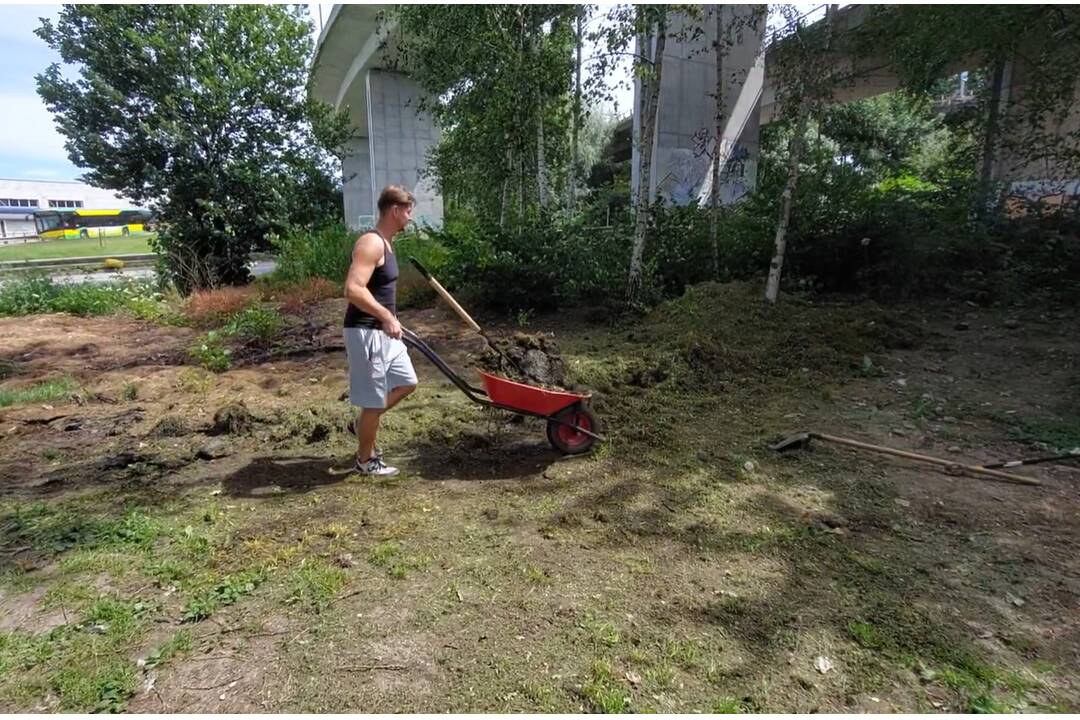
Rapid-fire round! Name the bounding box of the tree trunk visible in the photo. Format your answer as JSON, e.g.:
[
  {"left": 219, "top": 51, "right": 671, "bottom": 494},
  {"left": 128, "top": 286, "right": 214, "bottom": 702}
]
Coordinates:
[
  {"left": 537, "top": 99, "right": 548, "bottom": 210},
  {"left": 569, "top": 8, "right": 583, "bottom": 211},
  {"left": 500, "top": 148, "right": 511, "bottom": 229},
  {"left": 710, "top": 6, "right": 726, "bottom": 279},
  {"left": 978, "top": 58, "right": 1007, "bottom": 215},
  {"left": 765, "top": 107, "right": 807, "bottom": 304},
  {"left": 627, "top": 8, "right": 667, "bottom": 307},
  {"left": 765, "top": 5, "right": 836, "bottom": 304}
]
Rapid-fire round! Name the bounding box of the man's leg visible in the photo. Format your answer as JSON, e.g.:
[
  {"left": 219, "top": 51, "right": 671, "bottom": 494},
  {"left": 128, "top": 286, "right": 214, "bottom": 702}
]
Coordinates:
[
  {"left": 356, "top": 407, "right": 383, "bottom": 463},
  {"left": 355, "top": 385, "right": 415, "bottom": 460},
  {"left": 384, "top": 383, "right": 416, "bottom": 411}
]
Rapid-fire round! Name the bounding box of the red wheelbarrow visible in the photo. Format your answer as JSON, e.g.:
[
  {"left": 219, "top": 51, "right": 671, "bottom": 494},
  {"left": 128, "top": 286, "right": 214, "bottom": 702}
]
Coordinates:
[{"left": 402, "top": 259, "right": 603, "bottom": 455}]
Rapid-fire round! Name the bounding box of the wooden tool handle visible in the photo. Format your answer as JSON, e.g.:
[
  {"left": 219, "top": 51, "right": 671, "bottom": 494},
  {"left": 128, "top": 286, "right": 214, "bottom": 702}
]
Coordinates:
[
  {"left": 429, "top": 276, "right": 482, "bottom": 334},
  {"left": 812, "top": 432, "right": 1042, "bottom": 486}
]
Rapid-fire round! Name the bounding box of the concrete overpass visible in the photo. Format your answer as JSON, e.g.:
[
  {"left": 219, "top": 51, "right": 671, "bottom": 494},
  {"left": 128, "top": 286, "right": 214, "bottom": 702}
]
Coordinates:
[
  {"left": 310, "top": 5, "right": 442, "bottom": 229},
  {"left": 632, "top": 3, "right": 1080, "bottom": 209}
]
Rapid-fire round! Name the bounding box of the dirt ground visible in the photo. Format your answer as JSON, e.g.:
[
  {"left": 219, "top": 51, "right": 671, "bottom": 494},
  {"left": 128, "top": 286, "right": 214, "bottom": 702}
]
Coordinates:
[{"left": 1, "top": 286, "right": 1077, "bottom": 712}]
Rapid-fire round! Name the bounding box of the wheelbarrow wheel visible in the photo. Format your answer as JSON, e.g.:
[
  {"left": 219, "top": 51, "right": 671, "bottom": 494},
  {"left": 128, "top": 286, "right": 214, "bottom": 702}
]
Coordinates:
[{"left": 546, "top": 404, "right": 599, "bottom": 455}]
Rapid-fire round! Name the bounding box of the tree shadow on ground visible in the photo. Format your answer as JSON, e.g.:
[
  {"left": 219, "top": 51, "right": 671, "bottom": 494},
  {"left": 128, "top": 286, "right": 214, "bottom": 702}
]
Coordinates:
[{"left": 554, "top": 449, "right": 1077, "bottom": 711}]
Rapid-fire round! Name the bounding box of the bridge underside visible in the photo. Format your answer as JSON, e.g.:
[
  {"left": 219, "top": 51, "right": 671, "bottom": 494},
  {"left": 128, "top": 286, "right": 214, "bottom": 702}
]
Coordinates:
[
  {"left": 634, "top": 4, "right": 1080, "bottom": 208},
  {"left": 312, "top": 5, "right": 443, "bottom": 229}
]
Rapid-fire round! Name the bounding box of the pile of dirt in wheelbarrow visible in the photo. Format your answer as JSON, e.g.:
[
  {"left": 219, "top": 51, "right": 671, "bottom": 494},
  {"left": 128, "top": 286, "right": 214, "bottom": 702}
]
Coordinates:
[{"left": 479, "top": 332, "right": 567, "bottom": 389}]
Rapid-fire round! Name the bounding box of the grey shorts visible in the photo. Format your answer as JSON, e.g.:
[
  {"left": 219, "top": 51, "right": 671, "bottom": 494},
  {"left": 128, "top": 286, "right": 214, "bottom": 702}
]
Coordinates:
[{"left": 344, "top": 327, "right": 418, "bottom": 409}]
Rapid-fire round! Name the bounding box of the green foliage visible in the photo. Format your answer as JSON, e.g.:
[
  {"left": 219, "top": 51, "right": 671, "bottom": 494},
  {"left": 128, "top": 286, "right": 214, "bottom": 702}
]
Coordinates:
[
  {"left": 181, "top": 570, "right": 265, "bottom": 622},
  {"left": 390, "top": 6, "right": 579, "bottom": 221},
  {"left": 271, "top": 222, "right": 355, "bottom": 284},
  {"left": 286, "top": 559, "right": 347, "bottom": 612},
  {"left": 2, "top": 504, "right": 161, "bottom": 554},
  {"left": 223, "top": 305, "right": 284, "bottom": 342},
  {"left": 35, "top": 5, "right": 349, "bottom": 293},
  {"left": 0, "top": 275, "right": 169, "bottom": 318},
  {"left": 143, "top": 631, "right": 192, "bottom": 671},
  {"left": 0, "top": 377, "right": 78, "bottom": 409},
  {"left": 187, "top": 331, "right": 232, "bottom": 372}
]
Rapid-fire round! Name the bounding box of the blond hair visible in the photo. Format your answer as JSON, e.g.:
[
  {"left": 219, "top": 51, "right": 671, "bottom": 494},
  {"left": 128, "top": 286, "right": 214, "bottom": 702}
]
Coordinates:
[{"left": 377, "top": 185, "right": 416, "bottom": 214}]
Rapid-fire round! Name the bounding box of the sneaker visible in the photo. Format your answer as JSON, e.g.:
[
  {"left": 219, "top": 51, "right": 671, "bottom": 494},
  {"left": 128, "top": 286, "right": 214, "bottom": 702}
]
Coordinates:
[{"left": 354, "top": 456, "right": 399, "bottom": 477}]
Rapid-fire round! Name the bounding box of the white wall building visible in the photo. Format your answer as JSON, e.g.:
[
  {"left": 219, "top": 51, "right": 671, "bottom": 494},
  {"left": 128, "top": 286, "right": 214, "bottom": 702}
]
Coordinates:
[{"left": 0, "top": 178, "right": 136, "bottom": 239}]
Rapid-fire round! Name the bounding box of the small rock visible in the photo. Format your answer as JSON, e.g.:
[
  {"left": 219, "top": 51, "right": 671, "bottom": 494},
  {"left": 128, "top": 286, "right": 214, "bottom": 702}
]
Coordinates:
[
  {"left": 894, "top": 498, "right": 911, "bottom": 508},
  {"left": 336, "top": 553, "right": 355, "bottom": 568},
  {"left": 1006, "top": 592, "right": 1025, "bottom": 607},
  {"left": 947, "top": 446, "right": 962, "bottom": 453},
  {"left": 742, "top": 461, "right": 755, "bottom": 472},
  {"left": 625, "top": 671, "right": 641, "bottom": 686},
  {"left": 197, "top": 439, "right": 231, "bottom": 460},
  {"left": 942, "top": 416, "right": 958, "bottom": 423},
  {"left": 954, "top": 322, "right": 970, "bottom": 331},
  {"left": 895, "top": 378, "right": 908, "bottom": 387},
  {"left": 482, "top": 508, "right": 499, "bottom": 521},
  {"left": 890, "top": 428, "right": 908, "bottom": 437},
  {"left": 814, "top": 656, "right": 833, "bottom": 674}
]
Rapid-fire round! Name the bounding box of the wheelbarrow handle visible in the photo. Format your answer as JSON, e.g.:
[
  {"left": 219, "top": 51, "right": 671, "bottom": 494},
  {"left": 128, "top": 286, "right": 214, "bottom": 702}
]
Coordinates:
[{"left": 409, "top": 256, "right": 482, "bottom": 334}]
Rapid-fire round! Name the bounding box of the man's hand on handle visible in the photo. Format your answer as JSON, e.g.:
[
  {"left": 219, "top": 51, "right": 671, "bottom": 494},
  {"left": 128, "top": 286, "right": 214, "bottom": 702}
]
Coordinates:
[{"left": 382, "top": 316, "right": 403, "bottom": 340}]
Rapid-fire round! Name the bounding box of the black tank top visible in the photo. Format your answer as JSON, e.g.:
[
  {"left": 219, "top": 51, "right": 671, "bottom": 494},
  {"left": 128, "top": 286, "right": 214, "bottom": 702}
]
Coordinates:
[{"left": 344, "top": 230, "right": 398, "bottom": 329}]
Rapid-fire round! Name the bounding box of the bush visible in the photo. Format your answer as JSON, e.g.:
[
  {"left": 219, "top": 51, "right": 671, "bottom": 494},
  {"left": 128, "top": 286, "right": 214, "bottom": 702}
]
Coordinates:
[
  {"left": 0, "top": 275, "right": 171, "bottom": 318},
  {"left": 223, "top": 305, "right": 284, "bottom": 342},
  {"left": 272, "top": 277, "right": 340, "bottom": 315},
  {"left": 184, "top": 286, "right": 259, "bottom": 327},
  {"left": 271, "top": 222, "right": 354, "bottom": 284}
]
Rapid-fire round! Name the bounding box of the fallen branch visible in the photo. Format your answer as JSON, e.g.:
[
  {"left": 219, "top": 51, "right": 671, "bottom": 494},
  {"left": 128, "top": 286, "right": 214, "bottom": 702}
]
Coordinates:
[{"left": 336, "top": 664, "right": 407, "bottom": 672}]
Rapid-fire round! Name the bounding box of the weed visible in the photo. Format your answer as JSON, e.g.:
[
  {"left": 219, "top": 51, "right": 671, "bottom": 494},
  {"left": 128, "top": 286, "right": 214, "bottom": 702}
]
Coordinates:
[
  {"left": 645, "top": 664, "right": 677, "bottom": 691},
  {"left": 581, "top": 612, "right": 620, "bottom": 647},
  {"left": 848, "top": 619, "right": 886, "bottom": 649},
  {"left": 367, "top": 541, "right": 430, "bottom": 578},
  {"left": 187, "top": 330, "right": 231, "bottom": 372},
  {"left": 0, "top": 376, "right": 77, "bottom": 408},
  {"left": 523, "top": 565, "right": 550, "bottom": 584},
  {"left": 661, "top": 637, "right": 701, "bottom": 668},
  {"left": 184, "top": 286, "right": 258, "bottom": 327},
  {"left": 174, "top": 367, "right": 214, "bottom": 393},
  {"left": 273, "top": 277, "right": 340, "bottom": 315},
  {"left": 582, "top": 658, "right": 629, "bottom": 713},
  {"left": 223, "top": 305, "right": 284, "bottom": 342},
  {"left": 143, "top": 630, "right": 192, "bottom": 670},
  {"left": 286, "top": 558, "right": 347, "bottom": 612},
  {"left": 182, "top": 570, "right": 265, "bottom": 622},
  {"left": 711, "top": 697, "right": 743, "bottom": 713},
  {"left": 121, "top": 382, "right": 139, "bottom": 401}
]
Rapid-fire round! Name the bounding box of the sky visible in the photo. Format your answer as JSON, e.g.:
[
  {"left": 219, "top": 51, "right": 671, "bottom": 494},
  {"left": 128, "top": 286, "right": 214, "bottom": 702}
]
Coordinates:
[
  {"left": 0, "top": 3, "right": 813, "bottom": 184},
  {"left": 0, "top": 4, "right": 73, "bottom": 180}
]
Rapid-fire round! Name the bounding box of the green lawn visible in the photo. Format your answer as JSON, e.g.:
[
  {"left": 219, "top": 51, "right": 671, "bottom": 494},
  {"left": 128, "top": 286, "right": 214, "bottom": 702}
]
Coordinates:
[{"left": 0, "top": 234, "right": 154, "bottom": 262}]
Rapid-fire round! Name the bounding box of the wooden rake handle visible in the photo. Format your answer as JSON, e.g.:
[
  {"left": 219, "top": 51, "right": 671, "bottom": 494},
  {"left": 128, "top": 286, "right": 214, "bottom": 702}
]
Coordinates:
[{"left": 811, "top": 432, "right": 1042, "bottom": 486}]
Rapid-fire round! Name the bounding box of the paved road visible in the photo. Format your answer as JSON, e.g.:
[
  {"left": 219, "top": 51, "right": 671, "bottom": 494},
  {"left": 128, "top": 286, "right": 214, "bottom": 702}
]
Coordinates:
[{"left": 1, "top": 259, "right": 277, "bottom": 286}]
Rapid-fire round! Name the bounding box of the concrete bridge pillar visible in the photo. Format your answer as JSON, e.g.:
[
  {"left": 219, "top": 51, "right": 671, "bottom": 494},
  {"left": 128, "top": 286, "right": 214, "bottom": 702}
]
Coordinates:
[
  {"left": 632, "top": 5, "right": 767, "bottom": 207},
  {"left": 311, "top": 6, "right": 443, "bottom": 230}
]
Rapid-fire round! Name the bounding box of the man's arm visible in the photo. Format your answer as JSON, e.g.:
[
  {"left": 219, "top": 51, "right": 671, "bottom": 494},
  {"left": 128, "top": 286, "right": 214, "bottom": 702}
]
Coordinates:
[{"left": 344, "top": 233, "right": 402, "bottom": 338}]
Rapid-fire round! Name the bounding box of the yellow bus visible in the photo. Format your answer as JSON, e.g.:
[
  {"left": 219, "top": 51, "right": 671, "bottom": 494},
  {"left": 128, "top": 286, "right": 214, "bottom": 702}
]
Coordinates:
[{"left": 33, "top": 208, "right": 153, "bottom": 240}]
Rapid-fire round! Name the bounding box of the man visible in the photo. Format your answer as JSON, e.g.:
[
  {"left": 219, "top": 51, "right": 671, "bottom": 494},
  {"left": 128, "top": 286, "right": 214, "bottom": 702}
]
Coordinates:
[{"left": 343, "top": 185, "right": 418, "bottom": 476}]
